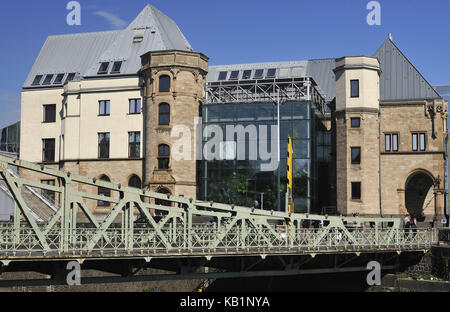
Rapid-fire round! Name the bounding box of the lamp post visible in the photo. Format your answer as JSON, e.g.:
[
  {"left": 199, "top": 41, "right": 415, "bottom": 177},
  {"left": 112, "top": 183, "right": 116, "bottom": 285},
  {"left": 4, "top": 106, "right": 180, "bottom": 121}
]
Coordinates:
[{"left": 276, "top": 88, "right": 281, "bottom": 211}]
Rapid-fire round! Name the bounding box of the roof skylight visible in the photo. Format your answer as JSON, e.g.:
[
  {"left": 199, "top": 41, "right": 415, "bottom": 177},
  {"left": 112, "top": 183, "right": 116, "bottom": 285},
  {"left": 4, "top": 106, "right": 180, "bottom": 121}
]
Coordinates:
[
  {"left": 98, "top": 62, "right": 110, "bottom": 75},
  {"left": 32, "top": 75, "right": 43, "bottom": 85}
]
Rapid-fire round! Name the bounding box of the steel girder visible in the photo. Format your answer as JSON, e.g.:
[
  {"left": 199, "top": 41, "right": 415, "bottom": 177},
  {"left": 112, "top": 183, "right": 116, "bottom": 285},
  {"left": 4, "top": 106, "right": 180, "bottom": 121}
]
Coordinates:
[
  {"left": 0, "top": 155, "right": 438, "bottom": 264},
  {"left": 205, "top": 78, "right": 327, "bottom": 115}
]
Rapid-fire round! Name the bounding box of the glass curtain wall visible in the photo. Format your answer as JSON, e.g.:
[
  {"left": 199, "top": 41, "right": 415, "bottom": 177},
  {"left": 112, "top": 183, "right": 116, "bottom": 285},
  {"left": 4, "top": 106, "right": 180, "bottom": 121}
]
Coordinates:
[{"left": 199, "top": 101, "right": 327, "bottom": 213}]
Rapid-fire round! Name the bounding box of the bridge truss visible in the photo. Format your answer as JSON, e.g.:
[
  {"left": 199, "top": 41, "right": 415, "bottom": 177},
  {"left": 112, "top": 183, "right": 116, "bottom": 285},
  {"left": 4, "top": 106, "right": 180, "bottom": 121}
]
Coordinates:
[{"left": 0, "top": 155, "right": 438, "bottom": 285}]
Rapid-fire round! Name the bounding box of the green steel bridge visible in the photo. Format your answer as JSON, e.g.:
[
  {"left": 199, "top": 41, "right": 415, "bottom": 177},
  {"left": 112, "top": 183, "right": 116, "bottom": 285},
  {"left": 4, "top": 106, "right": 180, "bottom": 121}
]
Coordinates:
[{"left": 0, "top": 155, "right": 444, "bottom": 286}]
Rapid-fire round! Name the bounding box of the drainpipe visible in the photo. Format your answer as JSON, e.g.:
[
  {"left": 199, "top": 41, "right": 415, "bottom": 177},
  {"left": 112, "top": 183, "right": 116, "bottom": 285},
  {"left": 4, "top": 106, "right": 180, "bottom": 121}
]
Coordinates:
[{"left": 379, "top": 110, "right": 383, "bottom": 218}]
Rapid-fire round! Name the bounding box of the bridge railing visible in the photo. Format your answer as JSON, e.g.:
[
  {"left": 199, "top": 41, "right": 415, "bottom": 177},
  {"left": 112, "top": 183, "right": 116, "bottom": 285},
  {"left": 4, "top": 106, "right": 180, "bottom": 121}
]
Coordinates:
[{"left": 0, "top": 155, "right": 438, "bottom": 261}]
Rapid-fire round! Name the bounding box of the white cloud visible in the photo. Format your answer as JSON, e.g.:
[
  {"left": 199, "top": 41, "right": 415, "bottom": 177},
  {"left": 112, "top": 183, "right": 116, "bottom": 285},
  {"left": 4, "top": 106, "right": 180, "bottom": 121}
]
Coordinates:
[{"left": 93, "top": 11, "right": 127, "bottom": 29}]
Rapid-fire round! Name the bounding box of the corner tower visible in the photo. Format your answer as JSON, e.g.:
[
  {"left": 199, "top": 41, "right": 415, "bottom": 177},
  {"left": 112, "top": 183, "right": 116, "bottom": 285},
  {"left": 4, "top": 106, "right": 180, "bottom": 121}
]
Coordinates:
[
  {"left": 140, "top": 50, "right": 209, "bottom": 200},
  {"left": 334, "top": 56, "right": 381, "bottom": 216}
]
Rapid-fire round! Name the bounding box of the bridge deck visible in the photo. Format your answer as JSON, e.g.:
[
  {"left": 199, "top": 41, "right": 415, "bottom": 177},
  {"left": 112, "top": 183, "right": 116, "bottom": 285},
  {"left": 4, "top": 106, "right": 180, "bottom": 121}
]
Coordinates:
[{"left": 0, "top": 155, "right": 440, "bottom": 265}]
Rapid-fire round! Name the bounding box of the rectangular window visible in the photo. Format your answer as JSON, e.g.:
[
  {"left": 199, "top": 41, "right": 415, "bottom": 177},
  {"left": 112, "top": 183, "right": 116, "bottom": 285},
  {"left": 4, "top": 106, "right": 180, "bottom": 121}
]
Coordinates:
[
  {"left": 129, "top": 132, "right": 141, "bottom": 158},
  {"left": 412, "top": 132, "right": 425, "bottom": 152},
  {"left": 98, "top": 62, "right": 110, "bottom": 74},
  {"left": 392, "top": 134, "right": 399, "bottom": 152},
  {"left": 254, "top": 69, "right": 264, "bottom": 79},
  {"left": 43, "top": 105, "right": 56, "bottom": 123},
  {"left": 229, "top": 71, "right": 239, "bottom": 80},
  {"left": 419, "top": 133, "right": 426, "bottom": 151},
  {"left": 385, "top": 133, "right": 399, "bottom": 152},
  {"left": 129, "top": 99, "right": 141, "bottom": 114},
  {"left": 41, "top": 179, "right": 56, "bottom": 201},
  {"left": 98, "top": 133, "right": 110, "bottom": 159},
  {"left": 351, "top": 117, "right": 360, "bottom": 128},
  {"left": 43, "top": 74, "right": 54, "bottom": 85},
  {"left": 351, "top": 147, "right": 361, "bottom": 164},
  {"left": 32, "top": 75, "right": 43, "bottom": 85},
  {"left": 351, "top": 182, "right": 361, "bottom": 200},
  {"left": 218, "top": 71, "right": 227, "bottom": 81},
  {"left": 99, "top": 100, "right": 110, "bottom": 116},
  {"left": 65, "top": 73, "right": 76, "bottom": 84},
  {"left": 111, "top": 61, "right": 122, "bottom": 74},
  {"left": 242, "top": 70, "right": 252, "bottom": 79},
  {"left": 53, "top": 74, "right": 65, "bottom": 84},
  {"left": 412, "top": 133, "right": 418, "bottom": 151},
  {"left": 385, "top": 134, "right": 391, "bottom": 152},
  {"left": 351, "top": 80, "right": 359, "bottom": 98},
  {"left": 266, "top": 68, "right": 276, "bottom": 78},
  {"left": 42, "top": 139, "right": 55, "bottom": 163}
]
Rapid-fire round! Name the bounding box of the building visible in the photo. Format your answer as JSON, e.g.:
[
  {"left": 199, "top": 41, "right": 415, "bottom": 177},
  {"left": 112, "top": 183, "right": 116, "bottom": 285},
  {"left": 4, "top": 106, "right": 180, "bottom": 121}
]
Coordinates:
[
  {"left": 434, "top": 84, "right": 450, "bottom": 218},
  {"left": 19, "top": 5, "right": 448, "bottom": 225},
  {"left": 0, "top": 121, "right": 20, "bottom": 156}
]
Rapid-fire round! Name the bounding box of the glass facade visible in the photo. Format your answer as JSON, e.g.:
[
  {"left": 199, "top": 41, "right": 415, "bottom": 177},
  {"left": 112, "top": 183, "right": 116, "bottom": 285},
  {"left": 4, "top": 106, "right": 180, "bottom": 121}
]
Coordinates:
[{"left": 199, "top": 101, "right": 332, "bottom": 213}]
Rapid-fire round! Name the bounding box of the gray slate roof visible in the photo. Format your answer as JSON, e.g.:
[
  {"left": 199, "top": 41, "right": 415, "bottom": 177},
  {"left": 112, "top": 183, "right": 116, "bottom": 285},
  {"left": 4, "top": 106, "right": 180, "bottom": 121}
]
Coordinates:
[
  {"left": 24, "top": 5, "right": 192, "bottom": 88},
  {"left": 208, "top": 38, "right": 441, "bottom": 103},
  {"left": 374, "top": 38, "right": 441, "bottom": 101}
]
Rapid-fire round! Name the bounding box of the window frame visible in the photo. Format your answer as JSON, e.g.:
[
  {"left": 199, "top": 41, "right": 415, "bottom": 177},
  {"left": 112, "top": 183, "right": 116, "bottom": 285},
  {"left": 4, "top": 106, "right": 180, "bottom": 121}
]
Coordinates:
[
  {"left": 129, "top": 98, "right": 142, "bottom": 114},
  {"left": 42, "top": 138, "right": 56, "bottom": 163},
  {"left": 385, "top": 133, "right": 399, "bottom": 152},
  {"left": 53, "top": 74, "right": 65, "bottom": 85},
  {"left": 350, "top": 117, "right": 361, "bottom": 128},
  {"left": 158, "top": 144, "right": 170, "bottom": 170},
  {"left": 218, "top": 71, "right": 228, "bottom": 81},
  {"left": 351, "top": 147, "right": 361, "bottom": 165},
  {"left": 43, "top": 104, "right": 57, "bottom": 123},
  {"left": 98, "top": 132, "right": 110, "bottom": 159},
  {"left": 412, "top": 132, "right": 426, "bottom": 152},
  {"left": 159, "top": 103, "right": 170, "bottom": 126},
  {"left": 42, "top": 74, "right": 54, "bottom": 85},
  {"left": 98, "top": 62, "right": 110, "bottom": 75},
  {"left": 99, "top": 100, "right": 110, "bottom": 116},
  {"left": 128, "top": 131, "right": 141, "bottom": 159},
  {"left": 110, "top": 61, "right": 122, "bottom": 74},
  {"left": 351, "top": 182, "right": 362, "bottom": 200},
  {"left": 32, "top": 75, "right": 43, "bottom": 85},
  {"left": 159, "top": 75, "right": 171, "bottom": 93},
  {"left": 350, "top": 80, "right": 360, "bottom": 98}
]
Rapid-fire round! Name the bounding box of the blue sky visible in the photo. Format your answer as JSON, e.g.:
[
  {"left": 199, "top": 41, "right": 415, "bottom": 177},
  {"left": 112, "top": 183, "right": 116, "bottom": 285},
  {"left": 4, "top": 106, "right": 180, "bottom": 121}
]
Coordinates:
[{"left": 0, "top": 0, "right": 449, "bottom": 128}]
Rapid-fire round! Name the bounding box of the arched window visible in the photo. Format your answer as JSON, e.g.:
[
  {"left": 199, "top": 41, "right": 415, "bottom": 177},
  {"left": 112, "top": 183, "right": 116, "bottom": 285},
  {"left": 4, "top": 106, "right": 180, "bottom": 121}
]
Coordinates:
[
  {"left": 158, "top": 144, "right": 170, "bottom": 170},
  {"left": 155, "top": 187, "right": 172, "bottom": 208},
  {"left": 97, "top": 175, "right": 111, "bottom": 207},
  {"left": 128, "top": 175, "right": 142, "bottom": 189},
  {"left": 159, "top": 75, "right": 171, "bottom": 92},
  {"left": 159, "top": 103, "right": 170, "bottom": 125}
]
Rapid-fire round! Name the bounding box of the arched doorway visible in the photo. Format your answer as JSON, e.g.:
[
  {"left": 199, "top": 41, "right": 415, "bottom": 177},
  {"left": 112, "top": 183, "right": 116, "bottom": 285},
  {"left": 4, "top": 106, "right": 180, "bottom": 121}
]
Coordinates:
[{"left": 405, "top": 171, "right": 435, "bottom": 222}]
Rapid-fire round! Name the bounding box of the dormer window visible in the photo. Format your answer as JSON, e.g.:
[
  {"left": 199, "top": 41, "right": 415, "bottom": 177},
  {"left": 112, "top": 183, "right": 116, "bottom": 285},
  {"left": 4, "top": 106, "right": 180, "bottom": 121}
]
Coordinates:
[
  {"left": 98, "top": 62, "right": 110, "bottom": 75},
  {"left": 43, "top": 74, "right": 54, "bottom": 85},
  {"left": 111, "top": 61, "right": 122, "bottom": 74},
  {"left": 32, "top": 75, "right": 43, "bottom": 85}
]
